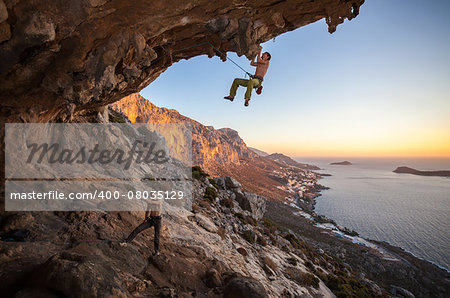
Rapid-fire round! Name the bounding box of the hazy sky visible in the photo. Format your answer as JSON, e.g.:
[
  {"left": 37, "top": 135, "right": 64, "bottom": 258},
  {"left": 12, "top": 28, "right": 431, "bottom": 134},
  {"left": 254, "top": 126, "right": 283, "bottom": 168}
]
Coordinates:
[{"left": 141, "top": 0, "right": 450, "bottom": 158}]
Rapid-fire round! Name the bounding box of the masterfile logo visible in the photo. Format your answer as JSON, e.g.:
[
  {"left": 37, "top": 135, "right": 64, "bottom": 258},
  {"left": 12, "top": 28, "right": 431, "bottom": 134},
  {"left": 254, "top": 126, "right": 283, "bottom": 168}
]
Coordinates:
[
  {"left": 26, "top": 140, "right": 169, "bottom": 170},
  {"left": 5, "top": 123, "right": 193, "bottom": 212}
]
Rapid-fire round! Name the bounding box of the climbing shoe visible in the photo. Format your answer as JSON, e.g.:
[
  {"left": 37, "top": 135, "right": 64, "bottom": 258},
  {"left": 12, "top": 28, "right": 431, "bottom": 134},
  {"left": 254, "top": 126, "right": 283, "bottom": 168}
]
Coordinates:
[
  {"left": 224, "top": 96, "right": 234, "bottom": 101},
  {"left": 244, "top": 99, "right": 250, "bottom": 107},
  {"left": 256, "top": 86, "right": 263, "bottom": 95}
]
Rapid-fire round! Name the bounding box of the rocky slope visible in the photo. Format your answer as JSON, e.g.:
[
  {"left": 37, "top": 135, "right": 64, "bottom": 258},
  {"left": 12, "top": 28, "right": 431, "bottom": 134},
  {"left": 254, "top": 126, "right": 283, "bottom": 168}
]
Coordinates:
[
  {"left": 110, "top": 93, "right": 324, "bottom": 202},
  {"left": 0, "top": 172, "right": 371, "bottom": 297},
  {"left": 0, "top": 0, "right": 364, "bottom": 123}
]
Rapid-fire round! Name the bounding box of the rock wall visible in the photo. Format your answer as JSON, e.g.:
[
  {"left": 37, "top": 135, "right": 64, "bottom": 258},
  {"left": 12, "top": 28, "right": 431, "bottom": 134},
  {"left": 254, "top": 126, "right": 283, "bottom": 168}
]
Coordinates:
[
  {"left": 111, "top": 93, "right": 257, "bottom": 173},
  {"left": 0, "top": 0, "right": 364, "bottom": 123}
]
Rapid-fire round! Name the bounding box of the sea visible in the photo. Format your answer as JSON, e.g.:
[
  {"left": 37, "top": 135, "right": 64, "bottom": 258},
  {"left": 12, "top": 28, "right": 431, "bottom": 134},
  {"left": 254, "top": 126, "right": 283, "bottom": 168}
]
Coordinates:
[{"left": 295, "top": 157, "right": 450, "bottom": 271}]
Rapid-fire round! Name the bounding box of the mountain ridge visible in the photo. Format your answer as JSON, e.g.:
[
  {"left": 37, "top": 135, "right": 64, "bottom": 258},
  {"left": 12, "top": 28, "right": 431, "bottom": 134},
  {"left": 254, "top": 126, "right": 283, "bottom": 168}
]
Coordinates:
[
  {"left": 111, "top": 93, "right": 320, "bottom": 201},
  {"left": 111, "top": 93, "right": 258, "bottom": 175},
  {"left": 266, "top": 153, "right": 320, "bottom": 170}
]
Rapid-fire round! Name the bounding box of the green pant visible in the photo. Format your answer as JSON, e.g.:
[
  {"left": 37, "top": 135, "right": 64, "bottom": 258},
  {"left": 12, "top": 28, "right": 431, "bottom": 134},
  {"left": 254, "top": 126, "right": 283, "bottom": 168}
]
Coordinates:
[{"left": 229, "top": 78, "right": 261, "bottom": 100}]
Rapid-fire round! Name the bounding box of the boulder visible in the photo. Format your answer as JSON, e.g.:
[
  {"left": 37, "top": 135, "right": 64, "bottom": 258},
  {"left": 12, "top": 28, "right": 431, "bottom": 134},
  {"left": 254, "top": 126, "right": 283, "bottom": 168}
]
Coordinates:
[
  {"left": 234, "top": 191, "right": 266, "bottom": 220},
  {"left": 203, "top": 268, "right": 222, "bottom": 288},
  {"left": 361, "top": 279, "right": 382, "bottom": 296},
  {"left": 31, "top": 252, "right": 128, "bottom": 297},
  {"left": 195, "top": 213, "right": 218, "bottom": 233},
  {"left": 236, "top": 247, "right": 248, "bottom": 257},
  {"left": 214, "top": 177, "right": 227, "bottom": 190},
  {"left": 390, "top": 285, "right": 415, "bottom": 298},
  {"left": 223, "top": 276, "right": 268, "bottom": 298},
  {"left": 225, "top": 176, "right": 242, "bottom": 189}
]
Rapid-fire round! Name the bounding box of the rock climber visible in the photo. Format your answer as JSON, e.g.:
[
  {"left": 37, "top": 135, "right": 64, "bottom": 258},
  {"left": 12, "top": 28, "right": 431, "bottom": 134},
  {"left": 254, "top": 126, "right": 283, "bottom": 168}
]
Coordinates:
[
  {"left": 224, "top": 46, "right": 271, "bottom": 107},
  {"left": 121, "top": 115, "right": 162, "bottom": 256},
  {"left": 122, "top": 200, "right": 162, "bottom": 256}
]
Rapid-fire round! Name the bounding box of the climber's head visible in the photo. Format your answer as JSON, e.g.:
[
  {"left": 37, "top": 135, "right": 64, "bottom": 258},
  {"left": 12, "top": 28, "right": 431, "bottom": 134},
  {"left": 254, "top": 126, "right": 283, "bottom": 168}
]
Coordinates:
[{"left": 262, "top": 52, "right": 271, "bottom": 61}]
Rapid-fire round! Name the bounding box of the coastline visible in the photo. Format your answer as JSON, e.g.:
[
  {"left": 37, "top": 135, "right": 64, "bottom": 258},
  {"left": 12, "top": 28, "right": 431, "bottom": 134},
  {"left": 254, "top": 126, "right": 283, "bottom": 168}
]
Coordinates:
[
  {"left": 265, "top": 199, "right": 450, "bottom": 298},
  {"left": 303, "top": 169, "right": 450, "bottom": 273},
  {"left": 264, "top": 162, "right": 449, "bottom": 296}
]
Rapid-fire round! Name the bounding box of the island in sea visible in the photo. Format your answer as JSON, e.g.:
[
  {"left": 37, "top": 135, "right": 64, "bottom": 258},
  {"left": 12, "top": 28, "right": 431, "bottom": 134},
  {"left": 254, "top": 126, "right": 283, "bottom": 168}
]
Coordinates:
[
  {"left": 393, "top": 166, "right": 450, "bottom": 177},
  {"left": 330, "top": 160, "right": 352, "bottom": 165}
]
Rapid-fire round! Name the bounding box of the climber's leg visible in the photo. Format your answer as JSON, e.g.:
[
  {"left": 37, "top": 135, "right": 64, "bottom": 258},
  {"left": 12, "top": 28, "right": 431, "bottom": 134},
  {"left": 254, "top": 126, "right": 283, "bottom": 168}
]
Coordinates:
[
  {"left": 152, "top": 215, "right": 162, "bottom": 255},
  {"left": 244, "top": 78, "right": 259, "bottom": 100},
  {"left": 226, "top": 78, "right": 249, "bottom": 99},
  {"left": 125, "top": 218, "right": 155, "bottom": 243}
]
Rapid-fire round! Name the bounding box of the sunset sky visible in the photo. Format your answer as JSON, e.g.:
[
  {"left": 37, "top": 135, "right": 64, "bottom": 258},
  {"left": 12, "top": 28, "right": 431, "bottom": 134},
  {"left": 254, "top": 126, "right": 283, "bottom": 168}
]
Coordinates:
[{"left": 142, "top": 0, "right": 450, "bottom": 158}]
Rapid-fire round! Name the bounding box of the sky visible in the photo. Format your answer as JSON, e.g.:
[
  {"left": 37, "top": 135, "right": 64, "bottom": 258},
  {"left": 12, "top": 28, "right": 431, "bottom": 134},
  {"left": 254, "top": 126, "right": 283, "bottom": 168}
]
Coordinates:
[{"left": 141, "top": 0, "right": 450, "bottom": 158}]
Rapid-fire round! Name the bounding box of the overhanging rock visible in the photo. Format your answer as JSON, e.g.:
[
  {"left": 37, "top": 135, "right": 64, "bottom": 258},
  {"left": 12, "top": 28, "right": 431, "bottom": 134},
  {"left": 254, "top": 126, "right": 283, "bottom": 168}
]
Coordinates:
[{"left": 0, "top": 0, "right": 364, "bottom": 123}]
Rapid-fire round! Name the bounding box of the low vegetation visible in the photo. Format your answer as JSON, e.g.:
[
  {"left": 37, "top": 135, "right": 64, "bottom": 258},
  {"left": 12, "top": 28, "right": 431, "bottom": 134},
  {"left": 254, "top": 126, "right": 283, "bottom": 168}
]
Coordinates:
[
  {"left": 204, "top": 186, "right": 218, "bottom": 203},
  {"left": 192, "top": 166, "right": 209, "bottom": 180}
]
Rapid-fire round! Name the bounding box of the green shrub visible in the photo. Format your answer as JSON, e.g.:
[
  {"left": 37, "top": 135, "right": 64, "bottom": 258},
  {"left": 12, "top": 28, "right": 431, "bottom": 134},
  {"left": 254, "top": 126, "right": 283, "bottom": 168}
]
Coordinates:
[
  {"left": 257, "top": 235, "right": 267, "bottom": 246},
  {"left": 284, "top": 233, "right": 303, "bottom": 249},
  {"left": 208, "top": 178, "right": 218, "bottom": 188},
  {"left": 192, "top": 166, "right": 209, "bottom": 180},
  {"left": 286, "top": 257, "right": 298, "bottom": 266},
  {"left": 242, "top": 230, "right": 256, "bottom": 244},
  {"left": 302, "top": 272, "right": 320, "bottom": 289},
  {"left": 316, "top": 271, "right": 328, "bottom": 284},
  {"left": 234, "top": 212, "right": 246, "bottom": 224},
  {"left": 246, "top": 215, "right": 257, "bottom": 226},
  {"left": 304, "top": 260, "right": 314, "bottom": 270},
  {"left": 325, "top": 273, "right": 371, "bottom": 298},
  {"left": 204, "top": 186, "right": 218, "bottom": 202},
  {"left": 262, "top": 217, "right": 277, "bottom": 233},
  {"left": 108, "top": 110, "right": 127, "bottom": 123},
  {"left": 234, "top": 212, "right": 257, "bottom": 226}
]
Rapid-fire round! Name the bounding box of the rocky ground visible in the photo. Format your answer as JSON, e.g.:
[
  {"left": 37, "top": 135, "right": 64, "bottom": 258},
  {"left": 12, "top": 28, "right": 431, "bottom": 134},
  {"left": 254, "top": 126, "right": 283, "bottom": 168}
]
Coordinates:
[
  {"left": 0, "top": 168, "right": 387, "bottom": 297},
  {"left": 2, "top": 165, "right": 448, "bottom": 297}
]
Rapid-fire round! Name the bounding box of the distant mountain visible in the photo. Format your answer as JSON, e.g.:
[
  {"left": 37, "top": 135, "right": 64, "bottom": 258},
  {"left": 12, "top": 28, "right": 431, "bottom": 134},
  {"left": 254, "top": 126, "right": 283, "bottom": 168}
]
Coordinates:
[
  {"left": 249, "top": 147, "right": 269, "bottom": 157},
  {"left": 330, "top": 161, "right": 352, "bottom": 165},
  {"left": 110, "top": 93, "right": 257, "bottom": 174},
  {"left": 266, "top": 153, "right": 320, "bottom": 170},
  {"left": 110, "top": 93, "right": 316, "bottom": 200},
  {"left": 393, "top": 166, "right": 450, "bottom": 177}
]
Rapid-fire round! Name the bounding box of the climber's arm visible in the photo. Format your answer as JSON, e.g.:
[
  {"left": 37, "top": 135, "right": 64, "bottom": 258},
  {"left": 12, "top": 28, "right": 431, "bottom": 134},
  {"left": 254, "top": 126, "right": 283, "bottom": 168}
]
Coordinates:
[
  {"left": 251, "top": 46, "right": 263, "bottom": 66},
  {"left": 256, "top": 45, "right": 263, "bottom": 63}
]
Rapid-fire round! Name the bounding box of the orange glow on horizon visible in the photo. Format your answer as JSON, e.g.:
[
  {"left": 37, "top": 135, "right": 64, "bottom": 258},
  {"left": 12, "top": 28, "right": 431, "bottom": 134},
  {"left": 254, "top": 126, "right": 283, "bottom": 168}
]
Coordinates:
[{"left": 250, "top": 133, "right": 450, "bottom": 158}]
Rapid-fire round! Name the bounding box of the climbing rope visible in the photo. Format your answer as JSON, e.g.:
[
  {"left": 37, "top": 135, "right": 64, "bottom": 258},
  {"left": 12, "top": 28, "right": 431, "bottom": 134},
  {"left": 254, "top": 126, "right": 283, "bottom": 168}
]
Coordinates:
[
  {"left": 141, "top": 41, "right": 253, "bottom": 77},
  {"left": 204, "top": 41, "right": 253, "bottom": 77}
]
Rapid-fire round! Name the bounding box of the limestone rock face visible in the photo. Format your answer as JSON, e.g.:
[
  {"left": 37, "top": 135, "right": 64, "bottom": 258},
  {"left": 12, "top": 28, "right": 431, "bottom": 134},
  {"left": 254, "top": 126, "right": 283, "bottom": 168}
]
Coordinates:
[
  {"left": 0, "top": 0, "right": 364, "bottom": 122},
  {"left": 111, "top": 93, "right": 258, "bottom": 172}
]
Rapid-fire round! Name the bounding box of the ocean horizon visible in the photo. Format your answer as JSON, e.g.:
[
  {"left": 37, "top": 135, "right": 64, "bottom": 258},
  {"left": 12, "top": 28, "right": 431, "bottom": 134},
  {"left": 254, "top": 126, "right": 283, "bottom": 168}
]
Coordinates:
[{"left": 294, "top": 157, "right": 450, "bottom": 271}]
